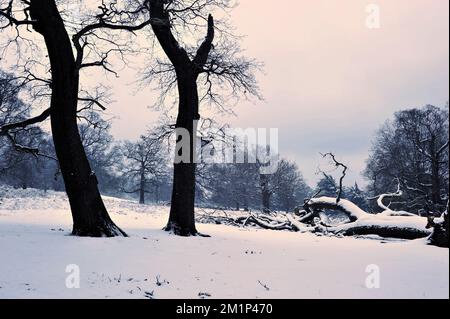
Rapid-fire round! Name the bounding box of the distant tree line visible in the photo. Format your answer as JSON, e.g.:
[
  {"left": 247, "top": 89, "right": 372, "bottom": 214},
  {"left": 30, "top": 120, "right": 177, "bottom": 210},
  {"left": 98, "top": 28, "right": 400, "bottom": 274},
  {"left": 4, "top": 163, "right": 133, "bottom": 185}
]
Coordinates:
[
  {"left": 0, "top": 69, "right": 308, "bottom": 212},
  {"left": 1, "top": 70, "right": 449, "bottom": 218}
]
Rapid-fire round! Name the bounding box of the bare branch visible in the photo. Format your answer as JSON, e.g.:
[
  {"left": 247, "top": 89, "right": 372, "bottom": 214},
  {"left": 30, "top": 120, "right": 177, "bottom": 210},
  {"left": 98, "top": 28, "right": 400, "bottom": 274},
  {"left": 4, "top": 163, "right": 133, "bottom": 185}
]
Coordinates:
[
  {"left": 0, "top": 107, "right": 51, "bottom": 134},
  {"left": 193, "top": 14, "right": 214, "bottom": 75},
  {"left": 0, "top": 0, "right": 36, "bottom": 29},
  {"left": 321, "top": 152, "right": 348, "bottom": 203},
  {"left": 368, "top": 178, "right": 404, "bottom": 211},
  {"left": 78, "top": 97, "right": 107, "bottom": 111}
]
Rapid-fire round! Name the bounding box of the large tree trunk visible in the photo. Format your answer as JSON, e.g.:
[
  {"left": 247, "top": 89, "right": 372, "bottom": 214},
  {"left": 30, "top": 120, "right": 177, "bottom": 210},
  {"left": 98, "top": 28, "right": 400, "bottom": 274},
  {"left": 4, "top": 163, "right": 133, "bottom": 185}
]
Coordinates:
[
  {"left": 149, "top": 0, "right": 214, "bottom": 236},
  {"left": 29, "top": 0, "right": 126, "bottom": 237},
  {"left": 166, "top": 162, "right": 197, "bottom": 235},
  {"left": 165, "top": 74, "right": 199, "bottom": 236}
]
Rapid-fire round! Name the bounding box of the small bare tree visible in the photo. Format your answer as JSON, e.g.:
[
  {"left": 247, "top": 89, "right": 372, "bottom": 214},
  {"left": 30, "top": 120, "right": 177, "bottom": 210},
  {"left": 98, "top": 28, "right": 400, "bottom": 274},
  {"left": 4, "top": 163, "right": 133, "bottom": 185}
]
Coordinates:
[{"left": 118, "top": 132, "right": 168, "bottom": 205}]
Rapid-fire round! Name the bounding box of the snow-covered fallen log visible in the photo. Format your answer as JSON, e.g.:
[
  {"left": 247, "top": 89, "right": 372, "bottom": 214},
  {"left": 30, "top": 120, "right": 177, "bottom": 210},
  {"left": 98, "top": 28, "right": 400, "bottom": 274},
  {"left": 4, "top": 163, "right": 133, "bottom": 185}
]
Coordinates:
[
  {"left": 196, "top": 210, "right": 298, "bottom": 231},
  {"left": 286, "top": 214, "right": 314, "bottom": 233},
  {"left": 196, "top": 196, "right": 448, "bottom": 245},
  {"left": 244, "top": 214, "right": 292, "bottom": 231},
  {"left": 304, "top": 197, "right": 431, "bottom": 240}
]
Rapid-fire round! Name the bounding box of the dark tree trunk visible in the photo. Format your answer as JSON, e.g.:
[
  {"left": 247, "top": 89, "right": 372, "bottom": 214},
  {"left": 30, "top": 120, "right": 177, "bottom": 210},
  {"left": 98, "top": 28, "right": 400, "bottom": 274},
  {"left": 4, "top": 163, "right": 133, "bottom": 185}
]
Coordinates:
[
  {"left": 429, "top": 136, "right": 443, "bottom": 210},
  {"left": 139, "top": 168, "right": 145, "bottom": 204},
  {"left": 29, "top": 0, "right": 126, "bottom": 237},
  {"left": 150, "top": 1, "right": 214, "bottom": 236},
  {"left": 166, "top": 162, "right": 197, "bottom": 235},
  {"left": 260, "top": 174, "right": 271, "bottom": 213},
  {"left": 165, "top": 74, "right": 199, "bottom": 236},
  {"left": 262, "top": 192, "right": 271, "bottom": 213},
  {"left": 431, "top": 157, "right": 441, "bottom": 208},
  {"left": 243, "top": 189, "right": 249, "bottom": 211},
  {"left": 155, "top": 184, "right": 160, "bottom": 203}
]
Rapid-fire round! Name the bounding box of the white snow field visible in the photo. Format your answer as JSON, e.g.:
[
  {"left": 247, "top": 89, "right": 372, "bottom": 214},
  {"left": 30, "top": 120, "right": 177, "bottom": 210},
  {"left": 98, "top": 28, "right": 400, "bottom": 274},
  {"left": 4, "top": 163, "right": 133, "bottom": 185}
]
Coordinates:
[{"left": 0, "top": 187, "right": 448, "bottom": 299}]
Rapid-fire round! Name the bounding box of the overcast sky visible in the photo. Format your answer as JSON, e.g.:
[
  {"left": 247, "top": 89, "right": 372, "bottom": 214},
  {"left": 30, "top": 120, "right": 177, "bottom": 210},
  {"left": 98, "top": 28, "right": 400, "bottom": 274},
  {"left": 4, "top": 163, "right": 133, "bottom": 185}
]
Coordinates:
[{"left": 101, "top": 0, "right": 449, "bottom": 187}]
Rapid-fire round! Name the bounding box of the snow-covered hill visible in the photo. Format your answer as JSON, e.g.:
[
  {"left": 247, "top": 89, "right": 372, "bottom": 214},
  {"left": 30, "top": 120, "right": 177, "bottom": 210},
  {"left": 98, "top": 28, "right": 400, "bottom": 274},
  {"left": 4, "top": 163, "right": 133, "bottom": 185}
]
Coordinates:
[{"left": 0, "top": 187, "right": 448, "bottom": 299}]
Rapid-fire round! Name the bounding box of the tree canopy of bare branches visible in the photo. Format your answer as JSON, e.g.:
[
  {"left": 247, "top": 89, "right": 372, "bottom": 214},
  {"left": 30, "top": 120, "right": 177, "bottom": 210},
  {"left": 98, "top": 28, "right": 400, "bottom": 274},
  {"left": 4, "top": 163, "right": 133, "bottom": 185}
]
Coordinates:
[
  {"left": 117, "top": 131, "right": 169, "bottom": 204},
  {"left": 0, "top": 0, "right": 164, "bottom": 237},
  {"left": 134, "top": 0, "right": 262, "bottom": 236},
  {"left": 365, "top": 105, "right": 449, "bottom": 214}
]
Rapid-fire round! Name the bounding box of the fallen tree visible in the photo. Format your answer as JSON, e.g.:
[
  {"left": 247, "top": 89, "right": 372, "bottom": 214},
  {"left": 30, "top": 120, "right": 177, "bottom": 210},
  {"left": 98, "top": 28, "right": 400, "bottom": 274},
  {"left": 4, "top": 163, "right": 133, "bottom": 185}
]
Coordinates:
[
  {"left": 196, "top": 154, "right": 448, "bottom": 247},
  {"left": 303, "top": 196, "right": 431, "bottom": 240},
  {"left": 196, "top": 196, "right": 448, "bottom": 247}
]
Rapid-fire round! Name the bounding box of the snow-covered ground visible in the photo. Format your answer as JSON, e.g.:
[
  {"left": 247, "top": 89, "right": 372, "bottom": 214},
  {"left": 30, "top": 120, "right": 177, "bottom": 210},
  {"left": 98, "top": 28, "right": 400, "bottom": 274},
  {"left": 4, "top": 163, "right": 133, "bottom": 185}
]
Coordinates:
[{"left": 0, "top": 187, "right": 448, "bottom": 299}]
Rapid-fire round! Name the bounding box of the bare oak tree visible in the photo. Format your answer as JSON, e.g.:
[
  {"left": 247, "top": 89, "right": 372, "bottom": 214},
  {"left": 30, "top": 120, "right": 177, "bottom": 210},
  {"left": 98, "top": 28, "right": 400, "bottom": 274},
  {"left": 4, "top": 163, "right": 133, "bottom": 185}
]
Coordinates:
[
  {"left": 142, "top": 0, "right": 260, "bottom": 236},
  {"left": 0, "top": 0, "right": 159, "bottom": 236}
]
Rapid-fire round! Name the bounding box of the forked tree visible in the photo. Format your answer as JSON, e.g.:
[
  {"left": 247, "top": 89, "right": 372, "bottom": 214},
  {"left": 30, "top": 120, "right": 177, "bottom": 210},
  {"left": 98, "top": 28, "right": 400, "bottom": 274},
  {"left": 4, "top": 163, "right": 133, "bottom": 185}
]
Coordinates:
[{"left": 143, "top": 0, "right": 261, "bottom": 236}]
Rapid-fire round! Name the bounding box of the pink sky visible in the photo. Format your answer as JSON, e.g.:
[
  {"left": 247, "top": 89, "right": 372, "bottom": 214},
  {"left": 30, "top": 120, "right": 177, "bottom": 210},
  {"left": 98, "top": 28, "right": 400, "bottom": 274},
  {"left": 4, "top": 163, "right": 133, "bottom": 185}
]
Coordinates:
[{"left": 103, "top": 0, "right": 449, "bottom": 186}]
